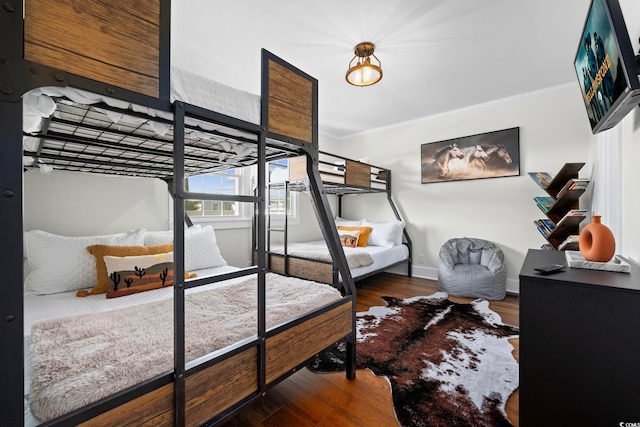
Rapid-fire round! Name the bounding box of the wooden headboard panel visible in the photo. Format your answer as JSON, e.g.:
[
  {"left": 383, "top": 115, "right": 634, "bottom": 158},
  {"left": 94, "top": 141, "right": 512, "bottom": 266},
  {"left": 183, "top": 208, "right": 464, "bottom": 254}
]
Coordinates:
[
  {"left": 24, "top": 0, "right": 162, "bottom": 98},
  {"left": 262, "top": 50, "right": 318, "bottom": 150}
]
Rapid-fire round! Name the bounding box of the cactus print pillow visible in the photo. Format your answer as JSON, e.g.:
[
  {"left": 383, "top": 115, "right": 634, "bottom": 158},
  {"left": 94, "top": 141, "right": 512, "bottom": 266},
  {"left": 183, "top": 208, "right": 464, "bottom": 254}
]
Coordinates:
[
  {"left": 104, "top": 251, "right": 175, "bottom": 298},
  {"left": 81, "top": 243, "right": 174, "bottom": 297}
]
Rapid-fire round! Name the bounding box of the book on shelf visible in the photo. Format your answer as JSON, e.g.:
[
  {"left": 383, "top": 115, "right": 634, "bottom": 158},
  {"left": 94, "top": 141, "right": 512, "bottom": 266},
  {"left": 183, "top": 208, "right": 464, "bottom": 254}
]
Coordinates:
[
  {"left": 534, "top": 220, "right": 550, "bottom": 237},
  {"left": 534, "top": 196, "right": 555, "bottom": 213},
  {"left": 558, "top": 234, "right": 580, "bottom": 250},
  {"left": 534, "top": 218, "right": 555, "bottom": 235},
  {"left": 555, "top": 209, "right": 587, "bottom": 227},
  {"left": 566, "top": 208, "right": 587, "bottom": 215},
  {"left": 556, "top": 178, "right": 591, "bottom": 199},
  {"left": 528, "top": 172, "right": 554, "bottom": 190}
]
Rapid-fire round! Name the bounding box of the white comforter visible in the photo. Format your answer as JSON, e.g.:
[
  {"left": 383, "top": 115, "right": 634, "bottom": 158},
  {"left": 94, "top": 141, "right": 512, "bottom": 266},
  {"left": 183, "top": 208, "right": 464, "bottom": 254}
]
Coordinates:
[
  {"left": 270, "top": 240, "right": 409, "bottom": 279},
  {"left": 26, "top": 271, "right": 341, "bottom": 423}
]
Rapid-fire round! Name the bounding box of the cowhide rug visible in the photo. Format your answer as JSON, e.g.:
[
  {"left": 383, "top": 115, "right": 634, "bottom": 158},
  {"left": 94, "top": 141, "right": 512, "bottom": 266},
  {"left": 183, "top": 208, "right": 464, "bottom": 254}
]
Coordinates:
[{"left": 307, "top": 292, "right": 519, "bottom": 427}]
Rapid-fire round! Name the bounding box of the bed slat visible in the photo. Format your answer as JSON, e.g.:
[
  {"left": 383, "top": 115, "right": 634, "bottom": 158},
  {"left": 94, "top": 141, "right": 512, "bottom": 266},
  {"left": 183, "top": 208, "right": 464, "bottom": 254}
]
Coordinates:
[
  {"left": 345, "top": 160, "right": 371, "bottom": 188},
  {"left": 265, "top": 253, "right": 334, "bottom": 284},
  {"left": 185, "top": 348, "right": 258, "bottom": 426},
  {"left": 266, "top": 301, "right": 352, "bottom": 383},
  {"left": 77, "top": 383, "right": 173, "bottom": 427}
]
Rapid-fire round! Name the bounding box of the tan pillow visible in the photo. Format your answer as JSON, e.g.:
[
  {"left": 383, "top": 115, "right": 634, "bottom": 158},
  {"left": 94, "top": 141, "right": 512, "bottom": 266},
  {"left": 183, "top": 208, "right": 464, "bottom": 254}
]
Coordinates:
[
  {"left": 104, "top": 251, "right": 175, "bottom": 298},
  {"left": 338, "top": 229, "right": 360, "bottom": 248},
  {"left": 78, "top": 243, "right": 174, "bottom": 297},
  {"left": 337, "top": 226, "right": 372, "bottom": 247}
]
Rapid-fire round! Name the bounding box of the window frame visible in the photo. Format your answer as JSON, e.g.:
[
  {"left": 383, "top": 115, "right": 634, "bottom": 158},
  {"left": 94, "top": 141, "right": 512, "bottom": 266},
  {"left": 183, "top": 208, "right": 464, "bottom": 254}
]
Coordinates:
[{"left": 182, "top": 162, "right": 299, "bottom": 230}]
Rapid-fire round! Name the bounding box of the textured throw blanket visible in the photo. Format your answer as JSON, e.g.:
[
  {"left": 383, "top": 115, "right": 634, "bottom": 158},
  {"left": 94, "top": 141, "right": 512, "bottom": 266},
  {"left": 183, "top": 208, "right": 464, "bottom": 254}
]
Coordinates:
[
  {"left": 29, "top": 273, "right": 341, "bottom": 422},
  {"left": 271, "top": 243, "right": 374, "bottom": 269}
]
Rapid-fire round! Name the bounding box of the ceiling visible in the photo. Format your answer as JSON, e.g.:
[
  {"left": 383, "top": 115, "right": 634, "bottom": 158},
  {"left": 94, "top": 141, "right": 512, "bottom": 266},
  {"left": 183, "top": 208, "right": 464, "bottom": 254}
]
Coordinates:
[{"left": 171, "top": 0, "right": 592, "bottom": 138}]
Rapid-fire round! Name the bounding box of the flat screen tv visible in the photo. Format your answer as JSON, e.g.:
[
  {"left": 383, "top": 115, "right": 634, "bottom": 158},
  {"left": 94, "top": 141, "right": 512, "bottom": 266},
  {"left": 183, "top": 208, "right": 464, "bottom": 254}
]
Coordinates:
[{"left": 574, "top": 0, "right": 640, "bottom": 133}]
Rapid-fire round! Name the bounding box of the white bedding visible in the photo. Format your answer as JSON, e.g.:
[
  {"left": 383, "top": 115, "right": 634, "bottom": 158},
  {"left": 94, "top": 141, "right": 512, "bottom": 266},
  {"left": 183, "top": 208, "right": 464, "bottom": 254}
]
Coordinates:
[
  {"left": 23, "top": 265, "right": 240, "bottom": 336},
  {"left": 24, "top": 268, "right": 342, "bottom": 424},
  {"left": 272, "top": 240, "right": 409, "bottom": 279},
  {"left": 22, "top": 65, "right": 261, "bottom": 171},
  {"left": 23, "top": 265, "right": 239, "bottom": 400}
]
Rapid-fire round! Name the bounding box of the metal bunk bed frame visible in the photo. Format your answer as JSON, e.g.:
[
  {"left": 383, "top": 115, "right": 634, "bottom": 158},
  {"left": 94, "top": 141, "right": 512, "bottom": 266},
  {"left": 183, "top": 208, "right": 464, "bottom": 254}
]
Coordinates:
[
  {"left": 0, "top": 1, "right": 356, "bottom": 426},
  {"left": 261, "top": 151, "right": 413, "bottom": 286}
]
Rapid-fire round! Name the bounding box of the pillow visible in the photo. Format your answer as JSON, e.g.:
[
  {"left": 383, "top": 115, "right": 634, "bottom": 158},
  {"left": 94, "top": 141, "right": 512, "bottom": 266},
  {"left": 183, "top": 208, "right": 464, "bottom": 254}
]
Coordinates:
[
  {"left": 104, "top": 251, "right": 176, "bottom": 298},
  {"left": 183, "top": 225, "right": 227, "bottom": 270},
  {"left": 338, "top": 229, "right": 360, "bottom": 248},
  {"left": 143, "top": 224, "right": 201, "bottom": 246},
  {"left": 144, "top": 225, "right": 226, "bottom": 271},
  {"left": 334, "top": 216, "right": 362, "bottom": 227},
  {"left": 81, "top": 243, "right": 174, "bottom": 297},
  {"left": 337, "top": 226, "right": 372, "bottom": 247},
  {"left": 362, "top": 219, "right": 405, "bottom": 248},
  {"left": 24, "top": 229, "right": 145, "bottom": 295}
]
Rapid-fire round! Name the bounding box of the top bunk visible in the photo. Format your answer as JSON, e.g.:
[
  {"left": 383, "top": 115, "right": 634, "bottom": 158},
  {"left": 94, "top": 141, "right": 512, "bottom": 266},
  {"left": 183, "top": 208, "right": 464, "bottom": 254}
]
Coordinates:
[
  {"left": 11, "top": 0, "right": 319, "bottom": 180},
  {"left": 22, "top": 66, "right": 304, "bottom": 179},
  {"left": 270, "top": 151, "right": 391, "bottom": 196}
]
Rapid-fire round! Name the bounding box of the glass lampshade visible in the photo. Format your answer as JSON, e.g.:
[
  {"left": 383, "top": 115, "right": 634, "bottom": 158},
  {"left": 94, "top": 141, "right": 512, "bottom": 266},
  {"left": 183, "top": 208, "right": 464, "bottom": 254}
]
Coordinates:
[{"left": 346, "top": 62, "right": 382, "bottom": 86}]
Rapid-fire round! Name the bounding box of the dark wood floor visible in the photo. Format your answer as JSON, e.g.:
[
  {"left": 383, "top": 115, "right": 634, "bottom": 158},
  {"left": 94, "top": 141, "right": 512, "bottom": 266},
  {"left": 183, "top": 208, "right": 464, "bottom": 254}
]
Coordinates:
[{"left": 226, "top": 273, "right": 520, "bottom": 426}]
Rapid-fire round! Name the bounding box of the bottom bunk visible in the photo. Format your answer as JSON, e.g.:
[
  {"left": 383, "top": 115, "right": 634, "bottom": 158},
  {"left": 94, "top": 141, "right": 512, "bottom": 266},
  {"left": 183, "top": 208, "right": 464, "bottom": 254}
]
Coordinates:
[
  {"left": 23, "top": 227, "right": 354, "bottom": 426},
  {"left": 265, "top": 239, "right": 410, "bottom": 284},
  {"left": 262, "top": 217, "right": 411, "bottom": 286}
]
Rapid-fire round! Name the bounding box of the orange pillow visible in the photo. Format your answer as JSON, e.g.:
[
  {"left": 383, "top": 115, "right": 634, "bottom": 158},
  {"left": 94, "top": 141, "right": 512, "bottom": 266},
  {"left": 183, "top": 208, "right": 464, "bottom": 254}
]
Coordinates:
[
  {"left": 337, "top": 226, "right": 372, "bottom": 247},
  {"left": 78, "top": 243, "right": 174, "bottom": 297}
]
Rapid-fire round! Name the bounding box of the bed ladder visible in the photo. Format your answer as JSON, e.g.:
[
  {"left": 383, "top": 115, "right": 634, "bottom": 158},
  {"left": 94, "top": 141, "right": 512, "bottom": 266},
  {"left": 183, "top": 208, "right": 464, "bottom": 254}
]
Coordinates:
[{"left": 266, "top": 180, "right": 290, "bottom": 274}]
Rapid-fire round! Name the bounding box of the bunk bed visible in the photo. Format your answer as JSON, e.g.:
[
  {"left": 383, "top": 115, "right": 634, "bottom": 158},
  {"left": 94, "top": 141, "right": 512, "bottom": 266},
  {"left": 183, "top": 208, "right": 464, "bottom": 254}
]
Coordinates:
[
  {"left": 262, "top": 152, "right": 413, "bottom": 286},
  {"left": 0, "top": 1, "right": 357, "bottom": 426}
]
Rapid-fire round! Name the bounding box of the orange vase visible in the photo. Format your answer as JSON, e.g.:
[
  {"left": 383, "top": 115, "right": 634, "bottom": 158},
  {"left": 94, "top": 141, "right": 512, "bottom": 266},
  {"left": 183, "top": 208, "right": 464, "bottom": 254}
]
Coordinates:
[{"left": 579, "top": 216, "right": 615, "bottom": 262}]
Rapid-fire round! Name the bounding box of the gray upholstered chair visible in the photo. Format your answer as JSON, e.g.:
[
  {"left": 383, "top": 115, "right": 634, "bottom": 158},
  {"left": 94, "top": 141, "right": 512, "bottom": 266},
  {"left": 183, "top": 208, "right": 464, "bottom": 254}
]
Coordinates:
[{"left": 438, "top": 237, "right": 507, "bottom": 300}]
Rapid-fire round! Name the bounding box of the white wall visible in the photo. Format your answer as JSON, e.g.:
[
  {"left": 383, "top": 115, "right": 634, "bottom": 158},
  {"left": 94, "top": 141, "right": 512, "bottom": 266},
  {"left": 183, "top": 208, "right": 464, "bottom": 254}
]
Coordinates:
[
  {"left": 23, "top": 170, "right": 250, "bottom": 267},
  {"left": 321, "top": 84, "right": 596, "bottom": 292},
  {"left": 619, "top": 0, "right": 640, "bottom": 263},
  {"left": 24, "top": 170, "right": 170, "bottom": 235}
]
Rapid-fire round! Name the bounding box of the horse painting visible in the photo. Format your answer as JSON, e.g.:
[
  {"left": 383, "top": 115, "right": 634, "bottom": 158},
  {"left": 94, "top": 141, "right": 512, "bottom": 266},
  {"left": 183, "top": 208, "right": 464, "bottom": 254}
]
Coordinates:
[
  {"left": 483, "top": 144, "right": 513, "bottom": 167},
  {"left": 447, "top": 144, "right": 490, "bottom": 176},
  {"left": 425, "top": 143, "right": 464, "bottom": 177},
  {"left": 421, "top": 128, "right": 519, "bottom": 183}
]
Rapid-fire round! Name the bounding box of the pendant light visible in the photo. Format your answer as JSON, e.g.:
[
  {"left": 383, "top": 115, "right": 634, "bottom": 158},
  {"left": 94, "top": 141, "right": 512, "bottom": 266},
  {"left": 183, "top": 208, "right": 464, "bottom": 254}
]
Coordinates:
[{"left": 345, "top": 42, "right": 383, "bottom": 87}]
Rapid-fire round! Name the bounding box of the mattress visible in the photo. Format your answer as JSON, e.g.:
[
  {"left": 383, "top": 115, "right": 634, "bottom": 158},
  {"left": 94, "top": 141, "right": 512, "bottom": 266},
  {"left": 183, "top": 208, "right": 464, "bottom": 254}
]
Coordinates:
[
  {"left": 23, "top": 265, "right": 240, "bottom": 336},
  {"left": 24, "top": 268, "right": 342, "bottom": 424},
  {"left": 273, "top": 240, "right": 409, "bottom": 279}
]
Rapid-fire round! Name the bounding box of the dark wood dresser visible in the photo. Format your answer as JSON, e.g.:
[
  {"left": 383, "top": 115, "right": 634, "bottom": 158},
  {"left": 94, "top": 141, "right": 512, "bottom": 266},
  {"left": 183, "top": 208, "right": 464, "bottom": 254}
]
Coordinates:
[{"left": 519, "top": 249, "right": 640, "bottom": 427}]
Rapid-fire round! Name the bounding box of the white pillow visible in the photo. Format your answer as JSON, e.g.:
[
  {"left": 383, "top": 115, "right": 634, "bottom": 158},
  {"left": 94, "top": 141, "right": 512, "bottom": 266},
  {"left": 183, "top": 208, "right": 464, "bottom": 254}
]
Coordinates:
[
  {"left": 24, "top": 229, "right": 145, "bottom": 295},
  {"left": 362, "top": 219, "right": 405, "bottom": 248},
  {"left": 144, "top": 225, "right": 226, "bottom": 271},
  {"left": 334, "top": 216, "right": 362, "bottom": 227},
  {"left": 143, "top": 224, "right": 201, "bottom": 246},
  {"left": 184, "top": 225, "right": 227, "bottom": 270}
]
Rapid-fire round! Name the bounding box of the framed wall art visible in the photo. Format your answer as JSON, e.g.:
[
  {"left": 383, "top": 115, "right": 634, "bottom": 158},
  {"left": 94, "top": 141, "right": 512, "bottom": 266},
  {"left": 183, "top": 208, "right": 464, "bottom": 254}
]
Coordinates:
[{"left": 421, "top": 127, "right": 520, "bottom": 184}]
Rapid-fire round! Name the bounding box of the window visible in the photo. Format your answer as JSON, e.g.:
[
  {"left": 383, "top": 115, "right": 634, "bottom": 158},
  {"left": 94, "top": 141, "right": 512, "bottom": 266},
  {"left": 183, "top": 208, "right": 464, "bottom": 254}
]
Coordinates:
[
  {"left": 268, "top": 159, "right": 293, "bottom": 217},
  {"left": 182, "top": 160, "right": 298, "bottom": 228},
  {"left": 185, "top": 169, "right": 241, "bottom": 218}
]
